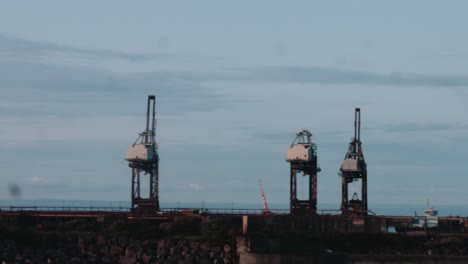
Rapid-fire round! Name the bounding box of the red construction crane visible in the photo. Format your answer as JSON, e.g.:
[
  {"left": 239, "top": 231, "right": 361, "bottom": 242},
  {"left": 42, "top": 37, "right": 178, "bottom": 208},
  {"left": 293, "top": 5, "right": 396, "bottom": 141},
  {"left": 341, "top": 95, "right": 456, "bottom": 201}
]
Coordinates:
[{"left": 258, "top": 179, "right": 272, "bottom": 215}]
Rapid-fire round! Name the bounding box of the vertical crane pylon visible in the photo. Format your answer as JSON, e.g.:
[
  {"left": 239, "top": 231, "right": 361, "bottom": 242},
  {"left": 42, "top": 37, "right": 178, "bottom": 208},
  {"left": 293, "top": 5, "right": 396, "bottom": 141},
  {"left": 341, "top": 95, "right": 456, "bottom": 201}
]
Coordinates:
[
  {"left": 340, "top": 108, "right": 368, "bottom": 215},
  {"left": 286, "top": 130, "right": 320, "bottom": 215},
  {"left": 125, "top": 95, "right": 160, "bottom": 214}
]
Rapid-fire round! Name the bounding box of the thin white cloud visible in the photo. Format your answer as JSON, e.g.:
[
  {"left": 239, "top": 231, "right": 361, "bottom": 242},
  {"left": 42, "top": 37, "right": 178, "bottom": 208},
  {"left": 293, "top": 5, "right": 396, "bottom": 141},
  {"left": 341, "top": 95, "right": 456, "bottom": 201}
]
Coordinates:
[
  {"left": 30, "top": 176, "right": 45, "bottom": 184},
  {"left": 0, "top": 34, "right": 172, "bottom": 62},
  {"left": 371, "top": 165, "right": 433, "bottom": 171},
  {"left": 188, "top": 183, "right": 202, "bottom": 191}
]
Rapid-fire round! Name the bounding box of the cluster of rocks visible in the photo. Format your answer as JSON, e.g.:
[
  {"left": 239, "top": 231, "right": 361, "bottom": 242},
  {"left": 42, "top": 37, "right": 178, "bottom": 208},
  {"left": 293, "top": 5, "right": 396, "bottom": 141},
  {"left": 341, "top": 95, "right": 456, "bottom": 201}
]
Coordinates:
[
  {"left": 1, "top": 236, "right": 236, "bottom": 264},
  {"left": 1, "top": 240, "right": 72, "bottom": 264}
]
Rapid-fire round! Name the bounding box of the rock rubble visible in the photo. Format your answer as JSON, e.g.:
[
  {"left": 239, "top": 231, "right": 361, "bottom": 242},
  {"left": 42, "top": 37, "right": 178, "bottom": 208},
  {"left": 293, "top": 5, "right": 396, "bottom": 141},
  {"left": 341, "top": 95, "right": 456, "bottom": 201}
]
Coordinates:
[{"left": 0, "top": 237, "right": 236, "bottom": 264}]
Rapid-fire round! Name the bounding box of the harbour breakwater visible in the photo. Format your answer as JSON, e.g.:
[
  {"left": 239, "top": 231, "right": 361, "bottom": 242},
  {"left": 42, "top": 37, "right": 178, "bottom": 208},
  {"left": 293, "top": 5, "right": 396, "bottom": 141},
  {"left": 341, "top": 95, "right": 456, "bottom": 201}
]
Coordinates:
[
  {"left": 239, "top": 253, "right": 468, "bottom": 264},
  {"left": 0, "top": 236, "right": 235, "bottom": 264},
  {"left": 0, "top": 217, "right": 237, "bottom": 263},
  {"left": 2, "top": 214, "right": 468, "bottom": 264}
]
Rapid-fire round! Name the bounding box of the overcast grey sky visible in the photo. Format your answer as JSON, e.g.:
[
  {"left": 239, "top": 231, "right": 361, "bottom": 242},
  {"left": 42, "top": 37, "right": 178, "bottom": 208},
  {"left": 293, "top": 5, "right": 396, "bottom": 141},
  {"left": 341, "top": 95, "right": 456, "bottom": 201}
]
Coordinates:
[{"left": 0, "top": 1, "right": 468, "bottom": 208}]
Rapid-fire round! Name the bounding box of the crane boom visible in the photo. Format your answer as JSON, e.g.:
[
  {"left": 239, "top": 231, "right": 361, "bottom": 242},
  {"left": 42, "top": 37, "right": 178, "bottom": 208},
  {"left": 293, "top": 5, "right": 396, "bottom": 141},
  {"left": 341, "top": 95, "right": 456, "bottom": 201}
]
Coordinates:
[{"left": 259, "top": 179, "right": 271, "bottom": 214}]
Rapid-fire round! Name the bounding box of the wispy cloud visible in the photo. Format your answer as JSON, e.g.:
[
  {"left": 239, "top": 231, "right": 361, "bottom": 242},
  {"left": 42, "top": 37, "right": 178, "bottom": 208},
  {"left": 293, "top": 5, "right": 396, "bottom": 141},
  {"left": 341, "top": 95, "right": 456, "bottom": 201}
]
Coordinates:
[
  {"left": 0, "top": 61, "right": 228, "bottom": 120},
  {"left": 370, "top": 122, "right": 468, "bottom": 133},
  {"left": 0, "top": 35, "right": 235, "bottom": 147},
  {"left": 451, "top": 87, "right": 468, "bottom": 112},
  {"left": 30, "top": 176, "right": 45, "bottom": 184},
  {"left": 0, "top": 34, "right": 172, "bottom": 61},
  {"left": 231, "top": 66, "right": 468, "bottom": 87},
  {"left": 188, "top": 183, "right": 202, "bottom": 191}
]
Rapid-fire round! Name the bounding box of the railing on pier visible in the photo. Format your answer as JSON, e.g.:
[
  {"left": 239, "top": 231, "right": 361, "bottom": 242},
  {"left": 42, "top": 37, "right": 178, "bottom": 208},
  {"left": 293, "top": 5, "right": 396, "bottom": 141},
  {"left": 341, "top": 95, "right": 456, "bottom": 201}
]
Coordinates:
[
  {"left": 160, "top": 207, "right": 290, "bottom": 215},
  {"left": 160, "top": 208, "right": 343, "bottom": 216},
  {"left": 0, "top": 206, "right": 349, "bottom": 216},
  {"left": 0, "top": 206, "right": 130, "bottom": 213},
  {"left": 0, "top": 206, "right": 290, "bottom": 215}
]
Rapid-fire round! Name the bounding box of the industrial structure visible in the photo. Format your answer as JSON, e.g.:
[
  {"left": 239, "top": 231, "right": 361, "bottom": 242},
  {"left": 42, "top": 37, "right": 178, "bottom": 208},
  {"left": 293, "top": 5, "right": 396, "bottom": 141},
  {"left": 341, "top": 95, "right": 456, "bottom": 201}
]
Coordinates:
[
  {"left": 339, "top": 108, "right": 368, "bottom": 215},
  {"left": 286, "top": 130, "right": 320, "bottom": 215},
  {"left": 125, "top": 95, "right": 160, "bottom": 213},
  {"left": 258, "top": 179, "right": 271, "bottom": 215},
  {"left": 4, "top": 100, "right": 468, "bottom": 238}
]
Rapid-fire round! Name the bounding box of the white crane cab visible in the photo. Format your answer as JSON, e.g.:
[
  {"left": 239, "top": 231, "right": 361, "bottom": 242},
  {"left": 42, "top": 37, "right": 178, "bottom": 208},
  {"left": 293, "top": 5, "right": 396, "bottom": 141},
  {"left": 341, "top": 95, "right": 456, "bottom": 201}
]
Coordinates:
[
  {"left": 126, "top": 144, "right": 156, "bottom": 161},
  {"left": 286, "top": 129, "right": 315, "bottom": 162},
  {"left": 286, "top": 144, "right": 313, "bottom": 162},
  {"left": 341, "top": 158, "right": 366, "bottom": 172}
]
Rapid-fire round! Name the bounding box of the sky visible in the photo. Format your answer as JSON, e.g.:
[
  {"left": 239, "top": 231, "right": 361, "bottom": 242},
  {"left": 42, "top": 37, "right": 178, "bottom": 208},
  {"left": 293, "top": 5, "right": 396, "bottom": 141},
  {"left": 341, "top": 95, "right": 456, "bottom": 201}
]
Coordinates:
[{"left": 0, "top": 1, "right": 468, "bottom": 208}]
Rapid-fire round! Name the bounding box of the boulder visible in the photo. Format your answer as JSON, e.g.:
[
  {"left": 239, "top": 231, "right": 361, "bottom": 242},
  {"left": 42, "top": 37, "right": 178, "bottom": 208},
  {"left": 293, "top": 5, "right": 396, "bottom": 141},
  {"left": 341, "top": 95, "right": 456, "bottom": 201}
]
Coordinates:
[
  {"left": 86, "top": 250, "right": 96, "bottom": 258},
  {"left": 125, "top": 243, "right": 143, "bottom": 258},
  {"left": 97, "top": 235, "right": 106, "bottom": 246},
  {"left": 157, "top": 247, "right": 169, "bottom": 257},
  {"left": 102, "top": 255, "right": 118, "bottom": 263},
  {"left": 212, "top": 246, "right": 221, "bottom": 254},
  {"left": 110, "top": 245, "right": 123, "bottom": 255},
  {"left": 88, "top": 243, "right": 98, "bottom": 252},
  {"left": 141, "top": 252, "right": 152, "bottom": 264},
  {"left": 199, "top": 248, "right": 210, "bottom": 257},
  {"left": 196, "top": 256, "right": 212, "bottom": 264},
  {"left": 120, "top": 255, "right": 137, "bottom": 264},
  {"left": 182, "top": 246, "right": 190, "bottom": 256},
  {"left": 199, "top": 243, "right": 209, "bottom": 250},
  {"left": 190, "top": 241, "right": 200, "bottom": 249},
  {"left": 184, "top": 254, "right": 195, "bottom": 263},
  {"left": 223, "top": 244, "right": 231, "bottom": 253},
  {"left": 157, "top": 240, "right": 166, "bottom": 249},
  {"left": 169, "top": 247, "right": 180, "bottom": 255},
  {"left": 99, "top": 246, "right": 109, "bottom": 255},
  {"left": 119, "top": 237, "right": 129, "bottom": 248}
]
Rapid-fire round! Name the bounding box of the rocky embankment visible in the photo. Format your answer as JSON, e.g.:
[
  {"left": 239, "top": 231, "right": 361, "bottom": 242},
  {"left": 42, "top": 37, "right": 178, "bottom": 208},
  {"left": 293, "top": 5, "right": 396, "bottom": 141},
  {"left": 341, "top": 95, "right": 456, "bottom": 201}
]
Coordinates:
[
  {"left": 0, "top": 216, "right": 237, "bottom": 264},
  {"left": 1, "top": 236, "right": 235, "bottom": 263}
]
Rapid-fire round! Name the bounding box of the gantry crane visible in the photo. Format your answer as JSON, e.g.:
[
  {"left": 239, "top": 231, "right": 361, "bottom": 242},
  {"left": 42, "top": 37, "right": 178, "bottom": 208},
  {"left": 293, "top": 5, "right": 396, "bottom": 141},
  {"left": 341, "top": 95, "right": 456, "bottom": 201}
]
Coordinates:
[
  {"left": 339, "top": 108, "right": 368, "bottom": 215},
  {"left": 286, "top": 130, "right": 320, "bottom": 215},
  {"left": 125, "top": 95, "right": 160, "bottom": 214}
]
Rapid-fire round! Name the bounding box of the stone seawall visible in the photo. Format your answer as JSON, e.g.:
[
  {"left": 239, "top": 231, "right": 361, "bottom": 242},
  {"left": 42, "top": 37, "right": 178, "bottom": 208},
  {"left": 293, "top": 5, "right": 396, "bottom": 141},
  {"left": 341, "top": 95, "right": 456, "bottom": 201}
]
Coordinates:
[
  {"left": 1, "top": 235, "right": 236, "bottom": 264},
  {"left": 236, "top": 236, "right": 468, "bottom": 264},
  {"left": 238, "top": 253, "right": 468, "bottom": 264}
]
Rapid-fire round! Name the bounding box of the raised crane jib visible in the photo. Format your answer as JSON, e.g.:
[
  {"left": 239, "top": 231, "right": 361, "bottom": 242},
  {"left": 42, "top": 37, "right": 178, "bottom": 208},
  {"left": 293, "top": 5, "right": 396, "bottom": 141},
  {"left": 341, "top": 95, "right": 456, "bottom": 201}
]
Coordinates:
[
  {"left": 345, "top": 108, "right": 364, "bottom": 161},
  {"left": 133, "top": 95, "right": 157, "bottom": 147}
]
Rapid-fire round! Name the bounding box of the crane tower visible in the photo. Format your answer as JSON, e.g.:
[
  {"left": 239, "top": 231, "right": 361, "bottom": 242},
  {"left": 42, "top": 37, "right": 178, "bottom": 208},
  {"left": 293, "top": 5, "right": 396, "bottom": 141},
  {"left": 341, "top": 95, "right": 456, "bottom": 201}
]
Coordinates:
[
  {"left": 125, "top": 95, "right": 160, "bottom": 213},
  {"left": 339, "top": 108, "right": 368, "bottom": 215},
  {"left": 286, "top": 130, "right": 320, "bottom": 215}
]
